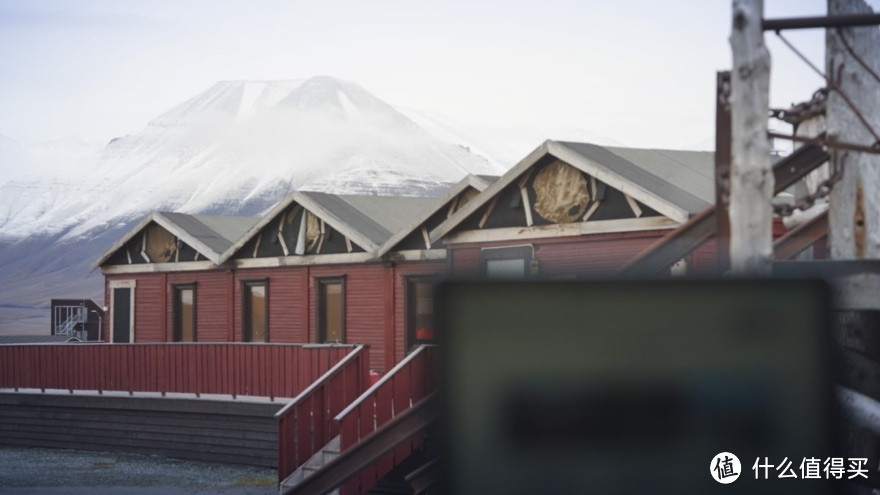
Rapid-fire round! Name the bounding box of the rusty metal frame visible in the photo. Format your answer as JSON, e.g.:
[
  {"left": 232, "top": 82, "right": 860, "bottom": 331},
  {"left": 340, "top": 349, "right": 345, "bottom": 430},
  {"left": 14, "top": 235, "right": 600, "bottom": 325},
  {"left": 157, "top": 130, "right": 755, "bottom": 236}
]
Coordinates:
[
  {"left": 763, "top": 13, "right": 880, "bottom": 31},
  {"left": 768, "top": 132, "right": 880, "bottom": 155},
  {"left": 772, "top": 142, "right": 832, "bottom": 192},
  {"left": 773, "top": 211, "right": 828, "bottom": 260},
  {"left": 618, "top": 143, "right": 829, "bottom": 277}
]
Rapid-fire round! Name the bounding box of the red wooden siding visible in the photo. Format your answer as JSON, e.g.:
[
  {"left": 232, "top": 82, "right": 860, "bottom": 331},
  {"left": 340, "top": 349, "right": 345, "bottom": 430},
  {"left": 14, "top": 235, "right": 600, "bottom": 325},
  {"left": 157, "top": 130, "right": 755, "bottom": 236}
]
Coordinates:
[
  {"left": 134, "top": 275, "right": 164, "bottom": 341},
  {"left": 0, "top": 343, "right": 353, "bottom": 399},
  {"left": 449, "top": 247, "right": 480, "bottom": 277},
  {"left": 106, "top": 270, "right": 236, "bottom": 343},
  {"left": 165, "top": 270, "right": 233, "bottom": 342},
  {"left": 232, "top": 267, "right": 309, "bottom": 343},
  {"left": 685, "top": 218, "right": 790, "bottom": 275},
  {"left": 447, "top": 230, "right": 675, "bottom": 279}
]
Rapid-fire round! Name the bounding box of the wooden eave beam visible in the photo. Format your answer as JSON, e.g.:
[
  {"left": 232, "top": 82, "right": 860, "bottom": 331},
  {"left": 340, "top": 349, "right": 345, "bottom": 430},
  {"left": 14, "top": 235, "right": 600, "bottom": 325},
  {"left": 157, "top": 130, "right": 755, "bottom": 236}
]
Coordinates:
[{"left": 445, "top": 216, "right": 678, "bottom": 245}]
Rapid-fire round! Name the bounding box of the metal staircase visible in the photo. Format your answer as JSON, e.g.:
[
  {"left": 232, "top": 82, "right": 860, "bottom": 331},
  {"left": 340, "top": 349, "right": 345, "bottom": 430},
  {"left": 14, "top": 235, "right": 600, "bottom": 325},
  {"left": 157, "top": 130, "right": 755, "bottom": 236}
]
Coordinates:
[{"left": 54, "top": 306, "right": 85, "bottom": 337}]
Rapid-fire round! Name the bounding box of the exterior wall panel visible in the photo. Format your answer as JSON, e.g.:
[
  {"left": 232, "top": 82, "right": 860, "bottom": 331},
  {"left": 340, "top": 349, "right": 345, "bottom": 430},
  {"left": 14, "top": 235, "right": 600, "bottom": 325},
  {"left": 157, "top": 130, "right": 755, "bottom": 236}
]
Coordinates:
[
  {"left": 133, "top": 275, "right": 163, "bottom": 342},
  {"left": 447, "top": 230, "right": 672, "bottom": 279},
  {"left": 450, "top": 247, "right": 480, "bottom": 278},
  {"left": 308, "top": 264, "right": 387, "bottom": 371},
  {"left": 234, "top": 267, "right": 308, "bottom": 344},
  {"left": 166, "top": 270, "right": 232, "bottom": 342}
]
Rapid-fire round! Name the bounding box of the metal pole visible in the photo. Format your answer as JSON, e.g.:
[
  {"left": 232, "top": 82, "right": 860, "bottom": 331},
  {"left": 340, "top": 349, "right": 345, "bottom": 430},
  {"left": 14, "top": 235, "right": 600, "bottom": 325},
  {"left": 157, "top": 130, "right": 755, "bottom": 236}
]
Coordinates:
[
  {"left": 715, "top": 71, "right": 732, "bottom": 274},
  {"left": 730, "top": 0, "right": 774, "bottom": 275},
  {"left": 763, "top": 13, "right": 880, "bottom": 31}
]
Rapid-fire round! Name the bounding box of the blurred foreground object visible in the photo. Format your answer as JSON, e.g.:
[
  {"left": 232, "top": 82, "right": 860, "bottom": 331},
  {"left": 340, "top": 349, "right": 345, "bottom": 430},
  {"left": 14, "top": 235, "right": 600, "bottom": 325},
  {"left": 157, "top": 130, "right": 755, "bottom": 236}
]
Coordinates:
[{"left": 439, "top": 279, "right": 834, "bottom": 495}]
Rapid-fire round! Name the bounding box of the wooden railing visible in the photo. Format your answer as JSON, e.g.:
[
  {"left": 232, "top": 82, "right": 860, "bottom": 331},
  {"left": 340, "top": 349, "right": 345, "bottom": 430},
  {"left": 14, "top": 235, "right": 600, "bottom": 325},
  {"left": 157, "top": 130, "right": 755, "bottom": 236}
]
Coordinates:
[
  {"left": 0, "top": 343, "right": 354, "bottom": 400},
  {"left": 333, "top": 345, "right": 436, "bottom": 494},
  {"left": 276, "top": 344, "right": 370, "bottom": 483}
]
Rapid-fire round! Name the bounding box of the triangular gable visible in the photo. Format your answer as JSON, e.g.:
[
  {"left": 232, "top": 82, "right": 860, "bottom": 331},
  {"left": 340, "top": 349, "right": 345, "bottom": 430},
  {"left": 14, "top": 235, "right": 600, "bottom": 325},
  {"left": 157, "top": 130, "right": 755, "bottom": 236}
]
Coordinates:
[
  {"left": 229, "top": 198, "right": 370, "bottom": 260},
  {"left": 91, "top": 212, "right": 255, "bottom": 270},
  {"left": 430, "top": 141, "right": 712, "bottom": 243},
  {"left": 377, "top": 174, "right": 497, "bottom": 255},
  {"left": 224, "top": 190, "right": 445, "bottom": 261}
]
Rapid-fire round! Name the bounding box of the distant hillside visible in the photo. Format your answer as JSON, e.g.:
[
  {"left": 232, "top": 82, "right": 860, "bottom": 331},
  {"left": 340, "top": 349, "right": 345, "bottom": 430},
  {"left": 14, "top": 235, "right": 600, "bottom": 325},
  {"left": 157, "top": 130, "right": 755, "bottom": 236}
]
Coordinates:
[{"left": 0, "top": 75, "right": 613, "bottom": 334}]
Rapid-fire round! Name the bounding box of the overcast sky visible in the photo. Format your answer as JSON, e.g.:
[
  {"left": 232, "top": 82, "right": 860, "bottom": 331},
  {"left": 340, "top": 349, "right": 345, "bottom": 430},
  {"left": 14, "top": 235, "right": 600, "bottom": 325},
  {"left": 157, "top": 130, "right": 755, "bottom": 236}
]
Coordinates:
[{"left": 1, "top": 0, "right": 877, "bottom": 150}]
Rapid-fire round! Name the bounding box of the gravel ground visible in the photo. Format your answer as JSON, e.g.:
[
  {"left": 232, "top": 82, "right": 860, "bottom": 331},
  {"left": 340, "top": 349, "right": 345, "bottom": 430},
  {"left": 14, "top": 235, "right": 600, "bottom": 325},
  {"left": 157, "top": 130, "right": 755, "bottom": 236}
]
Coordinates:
[{"left": 0, "top": 446, "right": 278, "bottom": 495}]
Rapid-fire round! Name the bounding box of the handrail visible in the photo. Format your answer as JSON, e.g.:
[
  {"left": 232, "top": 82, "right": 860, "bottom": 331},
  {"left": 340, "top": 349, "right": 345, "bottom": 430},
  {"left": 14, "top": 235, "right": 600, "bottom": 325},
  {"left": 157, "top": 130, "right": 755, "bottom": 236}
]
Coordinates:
[
  {"left": 276, "top": 344, "right": 366, "bottom": 419},
  {"left": 276, "top": 344, "right": 370, "bottom": 483},
  {"left": 335, "top": 344, "right": 432, "bottom": 422},
  {"left": 333, "top": 345, "right": 436, "bottom": 494},
  {"left": 0, "top": 343, "right": 352, "bottom": 399},
  {"left": 284, "top": 394, "right": 439, "bottom": 495}
]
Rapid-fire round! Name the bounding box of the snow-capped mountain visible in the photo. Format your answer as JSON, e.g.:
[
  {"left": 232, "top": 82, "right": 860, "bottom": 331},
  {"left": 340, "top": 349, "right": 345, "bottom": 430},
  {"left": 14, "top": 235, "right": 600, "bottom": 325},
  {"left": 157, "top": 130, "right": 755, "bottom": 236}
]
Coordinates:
[
  {"left": 0, "top": 135, "right": 99, "bottom": 182},
  {"left": 0, "top": 75, "right": 621, "bottom": 334},
  {"left": 0, "top": 134, "right": 28, "bottom": 182},
  {"left": 0, "top": 76, "right": 504, "bottom": 242},
  {"left": 0, "top": 76, "right": 515, "bottom": 333}
]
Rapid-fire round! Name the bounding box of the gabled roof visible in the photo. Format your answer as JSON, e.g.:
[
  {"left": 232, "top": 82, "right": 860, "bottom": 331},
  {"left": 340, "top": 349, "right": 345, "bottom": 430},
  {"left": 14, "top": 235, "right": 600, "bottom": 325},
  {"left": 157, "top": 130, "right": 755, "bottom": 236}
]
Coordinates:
[
  {"left": 220, "top": 191, "right": 442, "bottom": 261},
  {"left": 91, "top": 211, "right": 259, "bottom": 270},
  {"left": 429, "top": 140, "right": 714, "bottom": 243},
  {"left": 594, "top": 145, "right": 715, "bottom": 206},
  {"left": 377, "top": 174, "right": 498, "bottom": 256}
]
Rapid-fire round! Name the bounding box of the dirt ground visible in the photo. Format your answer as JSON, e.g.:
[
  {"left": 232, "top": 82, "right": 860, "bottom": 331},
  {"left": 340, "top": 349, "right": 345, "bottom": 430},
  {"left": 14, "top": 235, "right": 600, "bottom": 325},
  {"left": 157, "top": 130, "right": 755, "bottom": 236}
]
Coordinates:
[{"left": 0, "top": 446, "right": 278, "bottom": 495}]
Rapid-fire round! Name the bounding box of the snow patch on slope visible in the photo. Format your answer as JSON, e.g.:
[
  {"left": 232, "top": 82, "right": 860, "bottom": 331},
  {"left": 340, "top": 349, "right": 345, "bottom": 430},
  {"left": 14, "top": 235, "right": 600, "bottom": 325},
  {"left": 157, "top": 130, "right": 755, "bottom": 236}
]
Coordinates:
[{"left": 0, "top": 76, "right": 504, "bottom": 242}]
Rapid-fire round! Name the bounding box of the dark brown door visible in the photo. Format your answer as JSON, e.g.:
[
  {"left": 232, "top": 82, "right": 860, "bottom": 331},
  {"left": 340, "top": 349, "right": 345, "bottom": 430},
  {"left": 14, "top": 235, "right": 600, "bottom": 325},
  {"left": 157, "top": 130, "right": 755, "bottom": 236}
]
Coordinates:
[{"left": 112, "top": 288, "right": 131, "bottom": 343}]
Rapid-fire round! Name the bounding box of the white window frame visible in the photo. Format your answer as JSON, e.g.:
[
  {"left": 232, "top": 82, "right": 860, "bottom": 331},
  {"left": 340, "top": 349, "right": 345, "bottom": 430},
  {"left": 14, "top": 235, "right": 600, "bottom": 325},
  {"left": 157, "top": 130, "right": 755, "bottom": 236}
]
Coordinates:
[{"left": 109, "top": 279, "right": 136, "bottom": 343}]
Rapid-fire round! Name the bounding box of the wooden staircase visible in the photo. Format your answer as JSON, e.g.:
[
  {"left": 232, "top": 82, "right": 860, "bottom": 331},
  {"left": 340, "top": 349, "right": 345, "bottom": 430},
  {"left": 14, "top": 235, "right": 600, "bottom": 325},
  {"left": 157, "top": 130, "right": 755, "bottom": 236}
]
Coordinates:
[
  {"left": 277, "top": 345, "right": 437, "bottom": 495},
  {"left": 281, "top": 436, "right": 342, "bottom": 494}
]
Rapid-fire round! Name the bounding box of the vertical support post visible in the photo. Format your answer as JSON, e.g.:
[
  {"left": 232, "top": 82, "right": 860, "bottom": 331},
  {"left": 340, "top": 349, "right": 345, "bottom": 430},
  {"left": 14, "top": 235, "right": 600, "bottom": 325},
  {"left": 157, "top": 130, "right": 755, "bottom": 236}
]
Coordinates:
[
  {"left": 828, "top": 0, "right": 880, "bottom": 263},
  {"left": 826, "top": 0, "right": 880, "bottom": 461},
  {"left": 729, "top": 0, "right": 773, "bottom": 275},
  {"left": 384, "top": 263, "right": 395, "bottom": 372},
  {"left": 715, "top": 71, "right": 733, "bottom": 274}
]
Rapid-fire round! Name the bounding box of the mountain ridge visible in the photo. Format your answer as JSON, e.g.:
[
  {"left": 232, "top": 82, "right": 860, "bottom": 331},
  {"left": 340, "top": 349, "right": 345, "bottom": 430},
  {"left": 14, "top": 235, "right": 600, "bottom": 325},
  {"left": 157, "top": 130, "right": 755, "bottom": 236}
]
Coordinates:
[
  {"left": 0, "top": 76, "right": 506, "bottom": 334},
  {"left": 0, "top": 75, "right": 622, "bottom": 334}
]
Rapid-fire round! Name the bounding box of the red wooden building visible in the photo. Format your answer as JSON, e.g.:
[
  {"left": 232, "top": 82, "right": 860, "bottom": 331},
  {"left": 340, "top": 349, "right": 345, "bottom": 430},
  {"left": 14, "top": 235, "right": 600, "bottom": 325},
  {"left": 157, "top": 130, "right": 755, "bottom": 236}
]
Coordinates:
[
  {"left": 430, "top": 140, "right": 718, "bottom": 278},
  {"left": 91, "top": 141, "right": 726, "bottom": 369},
  {"left": 26, "top": 139, "right": 827, "bottom": 492},
  {"left": 91, "top": 174, "right": 495, "bottom": 372}
]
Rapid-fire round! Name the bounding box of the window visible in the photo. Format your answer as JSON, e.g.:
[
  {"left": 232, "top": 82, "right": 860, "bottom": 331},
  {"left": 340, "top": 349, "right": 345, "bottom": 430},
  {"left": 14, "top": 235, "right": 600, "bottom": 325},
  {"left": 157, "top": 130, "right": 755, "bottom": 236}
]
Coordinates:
[
  {"left": 480, "top": 245, "right": 534, "bottom": 279},
  {"left": 317, "top": 277, "right": 344, "bottom": 343},
  {"left": 406, "top": 276, "right": 436, "bottom": 351},
  {"left": 243, "top": 280, "right": 268, "bottom": 342},
  {"left": 173, "top": 284, "right": 196, "bottom": 342}
]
